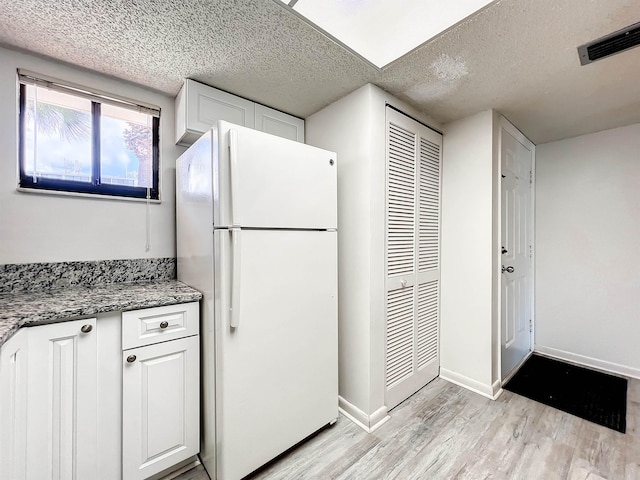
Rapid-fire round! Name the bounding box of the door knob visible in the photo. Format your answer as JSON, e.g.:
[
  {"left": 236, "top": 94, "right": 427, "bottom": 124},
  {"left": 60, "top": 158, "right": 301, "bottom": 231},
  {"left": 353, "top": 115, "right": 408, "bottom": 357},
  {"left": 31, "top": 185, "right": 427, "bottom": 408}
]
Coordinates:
[
  {"left": 502, "top": 265, "right": 515, "bottom": 273},
  {"left": 80, "top": 324, "right": 93, "bottom": 333},
  {"left": 126, "top": 355, "right": 137, "bottom": 363}
]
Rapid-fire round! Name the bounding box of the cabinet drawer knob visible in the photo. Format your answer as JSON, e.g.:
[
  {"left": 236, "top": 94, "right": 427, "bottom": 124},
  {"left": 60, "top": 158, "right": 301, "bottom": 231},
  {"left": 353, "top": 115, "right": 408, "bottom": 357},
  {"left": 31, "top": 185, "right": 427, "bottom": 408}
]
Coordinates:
[
  {"left": 159, "top": 321, "right": 169, "bottom": 329},
  {"left": 81, "top": 324, "right": 93, "bottom": 333},
  {"left": 127, "top": 355, "right": 137, "bottom": 363}
]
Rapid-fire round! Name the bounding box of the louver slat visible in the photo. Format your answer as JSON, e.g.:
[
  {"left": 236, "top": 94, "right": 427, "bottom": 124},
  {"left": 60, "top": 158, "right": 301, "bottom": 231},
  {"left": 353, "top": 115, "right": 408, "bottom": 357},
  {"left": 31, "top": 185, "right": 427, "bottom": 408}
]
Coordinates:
[
  {"left": 386, "top": 287, "right": 414, "bottom": 388},
  {"left": 418, "top": 138, "right": 440, "bottom": 272},
  {"left": 387, "top": 123, "right": 416, "bottom": 277},
  {"left": 417, "top": 281, "right": 439, "bottom": 368}
]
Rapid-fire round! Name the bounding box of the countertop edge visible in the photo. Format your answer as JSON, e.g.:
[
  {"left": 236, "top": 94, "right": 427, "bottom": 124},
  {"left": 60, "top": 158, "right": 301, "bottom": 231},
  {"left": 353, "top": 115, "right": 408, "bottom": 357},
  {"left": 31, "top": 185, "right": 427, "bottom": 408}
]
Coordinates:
[{"left": 0, "top": 281, "right": 202, "bottom": 348}]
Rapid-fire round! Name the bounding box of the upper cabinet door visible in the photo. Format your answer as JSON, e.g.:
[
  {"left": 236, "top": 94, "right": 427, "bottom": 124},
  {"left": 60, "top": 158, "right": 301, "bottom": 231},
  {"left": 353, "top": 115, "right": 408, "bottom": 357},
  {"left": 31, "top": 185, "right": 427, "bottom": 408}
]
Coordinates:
[
  {"left": 176, "top": 79, "right": 255, "bottom": 146},
  {"left": 175, "top": 79, "right": 305, "bottom": 146},
  {"left": 255, "top": 104, "right": 304, "bottom": 143}
]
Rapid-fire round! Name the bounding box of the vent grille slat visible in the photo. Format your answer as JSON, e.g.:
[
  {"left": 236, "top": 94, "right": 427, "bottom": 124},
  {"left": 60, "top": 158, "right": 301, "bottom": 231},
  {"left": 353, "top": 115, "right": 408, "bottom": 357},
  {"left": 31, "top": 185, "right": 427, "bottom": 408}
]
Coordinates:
[
  {"left": 386, "top": 288, "right": 415, "bottom": 388},
  {"left": 418, "top": 138, "right": 440, "bottom": 272},
  {"left": 387, "top": 122, "right": 416, "bottom": 277},
  {"left": 417, "top": 281, "right": 439, "bottom": 369},
  {"left": 579, "top": 22, "right": 640, "bottom": 65}
]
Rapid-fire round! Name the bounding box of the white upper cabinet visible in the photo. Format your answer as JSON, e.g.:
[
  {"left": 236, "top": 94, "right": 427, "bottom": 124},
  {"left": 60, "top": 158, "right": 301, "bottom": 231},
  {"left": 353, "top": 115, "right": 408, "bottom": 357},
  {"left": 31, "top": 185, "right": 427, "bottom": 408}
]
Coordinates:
[
  {"left": 255, "top": 104, "right": 304, "bottom": 143},
  {"left": 175, "top": 79, "right": 304, "bottom": 146},
  {"left": 175, "top": 80, "right": 255, "bottom": 146}
]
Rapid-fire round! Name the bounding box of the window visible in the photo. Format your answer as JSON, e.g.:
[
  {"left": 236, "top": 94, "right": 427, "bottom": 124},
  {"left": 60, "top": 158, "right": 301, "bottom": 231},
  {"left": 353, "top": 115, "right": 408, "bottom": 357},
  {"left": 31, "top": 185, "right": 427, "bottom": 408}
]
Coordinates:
[{"left": 18, "top": 70, "right": 160, "bottom": 200}]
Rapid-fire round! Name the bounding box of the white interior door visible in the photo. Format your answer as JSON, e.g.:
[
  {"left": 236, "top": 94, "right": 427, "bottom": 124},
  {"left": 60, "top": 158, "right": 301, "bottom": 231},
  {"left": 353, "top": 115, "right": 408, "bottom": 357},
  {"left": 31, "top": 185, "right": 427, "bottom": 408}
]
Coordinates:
[
  {"left": 384, "top": 108, "right": 442, "bottom": 410},
  {"left": 501, "top": 122, "right": 534, "bottom": 379}
]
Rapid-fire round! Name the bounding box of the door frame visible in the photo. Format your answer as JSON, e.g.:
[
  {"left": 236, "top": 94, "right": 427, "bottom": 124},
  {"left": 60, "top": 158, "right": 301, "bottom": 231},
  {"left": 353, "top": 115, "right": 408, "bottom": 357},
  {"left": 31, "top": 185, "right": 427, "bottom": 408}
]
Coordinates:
[{"left": 497, "top": 116, "right": 536, "bottom": 382}]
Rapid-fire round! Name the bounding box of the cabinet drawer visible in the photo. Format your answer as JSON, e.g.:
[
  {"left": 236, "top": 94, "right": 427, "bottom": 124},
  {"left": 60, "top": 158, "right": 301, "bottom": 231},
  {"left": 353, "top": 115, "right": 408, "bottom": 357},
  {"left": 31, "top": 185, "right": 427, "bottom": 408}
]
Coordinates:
[{"left": 122, "top": 302, "right": 199, "bottom": 350}]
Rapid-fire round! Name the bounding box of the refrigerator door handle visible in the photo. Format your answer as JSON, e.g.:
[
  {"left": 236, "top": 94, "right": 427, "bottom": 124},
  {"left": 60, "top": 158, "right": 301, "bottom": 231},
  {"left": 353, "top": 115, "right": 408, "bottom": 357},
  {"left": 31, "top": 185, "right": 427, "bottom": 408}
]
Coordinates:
[
  {"left": 230, "top": 226, "right": 242, "bottom": 328},
  {"left": 229, "top": 129, "right": 239, "bottom": 226}
]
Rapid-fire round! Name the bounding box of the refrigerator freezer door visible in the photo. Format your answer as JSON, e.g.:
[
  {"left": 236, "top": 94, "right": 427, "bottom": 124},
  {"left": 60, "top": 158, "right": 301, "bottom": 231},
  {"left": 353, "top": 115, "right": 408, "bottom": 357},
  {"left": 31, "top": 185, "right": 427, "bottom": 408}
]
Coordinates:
[
  {"left": 213, "top": 229, "right": 338, "bottom": 480},
  {"left": 214, "top": 121, "right": 337, "bottom": 229}
]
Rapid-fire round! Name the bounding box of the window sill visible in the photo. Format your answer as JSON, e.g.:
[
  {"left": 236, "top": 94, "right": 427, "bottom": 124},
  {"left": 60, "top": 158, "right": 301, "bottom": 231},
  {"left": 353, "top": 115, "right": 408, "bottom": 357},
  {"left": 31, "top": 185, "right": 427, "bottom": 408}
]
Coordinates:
[{"left": 16, "top": 187, "right": 163, "bottom": 204}]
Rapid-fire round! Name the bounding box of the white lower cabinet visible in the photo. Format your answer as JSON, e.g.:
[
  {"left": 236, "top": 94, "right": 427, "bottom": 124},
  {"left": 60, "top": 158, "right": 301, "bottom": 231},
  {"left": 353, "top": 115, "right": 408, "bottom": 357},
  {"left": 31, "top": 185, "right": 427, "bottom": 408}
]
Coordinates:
[
  {"left": 26, "top": 318, "right": 98, "bottom": 480},
  {"left": 0, "top": 301, "right": 199, "bottom": 480},
  {"left": 122, "top": 336, "right": 200, "bottom": 480},
  {"left": 0, "top": 329, "right": 28, "bottom": 480}
]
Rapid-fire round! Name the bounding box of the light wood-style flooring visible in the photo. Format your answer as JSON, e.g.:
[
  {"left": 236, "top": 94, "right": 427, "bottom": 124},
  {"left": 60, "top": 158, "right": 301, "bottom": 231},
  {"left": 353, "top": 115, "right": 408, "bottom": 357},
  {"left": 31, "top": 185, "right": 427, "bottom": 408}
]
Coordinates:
[{"left": 174, "top": 376, "right": 640, "bottom": 480}]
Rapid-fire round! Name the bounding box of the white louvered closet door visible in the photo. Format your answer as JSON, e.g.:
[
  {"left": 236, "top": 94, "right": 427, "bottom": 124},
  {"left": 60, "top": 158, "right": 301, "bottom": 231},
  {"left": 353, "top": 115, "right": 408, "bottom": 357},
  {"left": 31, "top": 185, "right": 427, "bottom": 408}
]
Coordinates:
[{"left": 385, "top": 107, "right": 442, "bottom": 410}]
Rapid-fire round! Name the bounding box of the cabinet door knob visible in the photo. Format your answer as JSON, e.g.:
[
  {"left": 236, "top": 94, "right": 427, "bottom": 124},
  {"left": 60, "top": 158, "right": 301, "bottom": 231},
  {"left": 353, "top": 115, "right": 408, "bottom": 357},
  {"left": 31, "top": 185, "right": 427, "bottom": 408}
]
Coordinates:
[
  {"left": 159, "top": 321, "right": 169, "bottom": 329},
  {"left": 127, "top": 355, "right": 137, "bottom": 363},
  {"left": 81, "top": 324, "right": 93, "bottom": 333}
]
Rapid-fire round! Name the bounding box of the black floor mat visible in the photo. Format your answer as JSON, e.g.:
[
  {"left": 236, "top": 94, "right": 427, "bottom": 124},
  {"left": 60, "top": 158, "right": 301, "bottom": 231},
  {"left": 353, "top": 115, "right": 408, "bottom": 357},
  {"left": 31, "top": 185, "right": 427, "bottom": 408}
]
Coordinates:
[{"left": 504, "top": 354, "right": 627, "bottom": 433}]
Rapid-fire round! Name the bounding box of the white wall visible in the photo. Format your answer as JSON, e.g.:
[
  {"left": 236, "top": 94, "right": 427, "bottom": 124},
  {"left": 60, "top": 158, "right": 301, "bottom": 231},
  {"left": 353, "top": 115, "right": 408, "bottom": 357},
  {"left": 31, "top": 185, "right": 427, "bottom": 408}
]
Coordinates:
[
  {"left": 440, "top": 110, "right": 500, "bottom": 396},
  {"left": 535, "top": 123, "right": 640, "bottom": 378},
  {"left": 306, "top": 84, "right": 441, "bottom": 429},
  {"left": 306, "top": 85, "right": 375, "bottom": 420},
  {"left": 0, "top": 47, "right": 185, "bottom": 264}
]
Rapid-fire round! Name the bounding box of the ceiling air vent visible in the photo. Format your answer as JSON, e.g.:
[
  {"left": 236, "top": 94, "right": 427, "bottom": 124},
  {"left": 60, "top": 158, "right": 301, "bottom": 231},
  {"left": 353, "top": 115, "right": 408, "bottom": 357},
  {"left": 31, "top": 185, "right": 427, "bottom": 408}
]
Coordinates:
[{"left": 578, "top": 22, "right": 640, "bottom": 65}]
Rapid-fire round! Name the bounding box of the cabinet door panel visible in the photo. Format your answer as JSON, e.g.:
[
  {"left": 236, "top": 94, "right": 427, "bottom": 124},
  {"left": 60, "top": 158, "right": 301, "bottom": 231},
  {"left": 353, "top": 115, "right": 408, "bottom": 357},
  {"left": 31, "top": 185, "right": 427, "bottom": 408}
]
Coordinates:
[
  {"left": 0, "top": 329, "right": 28, "bottom": 480},
  {"left": 26, "top": 318, "right": 98, "bottom": 480},
  {"left": 255, "top": 104, "right": 304, "bottom": 142},
  {"left": 122, "top": 336, "right": 199, "bottom": 480},
  {"left": 191, "top": 84, "right": 255, "bottom": 131},
  {"left": 177, "top": 79, "right": 256, "bottom": 146}
]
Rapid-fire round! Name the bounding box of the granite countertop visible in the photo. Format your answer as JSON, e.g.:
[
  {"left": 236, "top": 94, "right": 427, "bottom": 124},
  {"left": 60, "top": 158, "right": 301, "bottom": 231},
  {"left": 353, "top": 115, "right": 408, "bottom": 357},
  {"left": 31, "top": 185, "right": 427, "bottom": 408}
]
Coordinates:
[{"left": 0, "top": 280, "right": 202, "bottom": 348}]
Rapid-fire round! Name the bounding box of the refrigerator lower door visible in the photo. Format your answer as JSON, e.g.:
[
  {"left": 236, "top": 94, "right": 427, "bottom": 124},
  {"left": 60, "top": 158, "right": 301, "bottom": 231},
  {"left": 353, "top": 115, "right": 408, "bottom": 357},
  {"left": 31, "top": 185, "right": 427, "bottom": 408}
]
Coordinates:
[{"left": 212, "top": 229, "right": 338, "bottom": 480}]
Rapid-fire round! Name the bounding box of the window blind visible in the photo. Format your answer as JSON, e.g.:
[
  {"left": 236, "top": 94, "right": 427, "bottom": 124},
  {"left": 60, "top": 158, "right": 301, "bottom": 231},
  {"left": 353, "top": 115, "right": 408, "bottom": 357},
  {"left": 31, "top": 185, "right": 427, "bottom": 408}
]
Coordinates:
[{"left": 18, "top": 69, "right": 161, "bottom": 117}]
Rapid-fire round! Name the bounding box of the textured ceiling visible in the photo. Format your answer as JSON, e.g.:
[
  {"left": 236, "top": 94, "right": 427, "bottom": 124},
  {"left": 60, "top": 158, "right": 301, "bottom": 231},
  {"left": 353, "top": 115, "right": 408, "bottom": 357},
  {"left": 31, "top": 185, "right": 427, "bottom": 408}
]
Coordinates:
[{"left": 0, "top": 0, "right": 638, "bottom": 144}]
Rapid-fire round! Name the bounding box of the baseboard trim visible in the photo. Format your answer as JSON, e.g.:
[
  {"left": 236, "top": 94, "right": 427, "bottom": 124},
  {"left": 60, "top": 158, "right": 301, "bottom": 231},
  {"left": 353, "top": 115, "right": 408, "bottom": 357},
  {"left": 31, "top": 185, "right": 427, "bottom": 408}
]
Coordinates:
[
  {"left": 534, "top": 345, "right": 640, "bottom": 380},
  {"left": 338, "top": 396, "right": 390, "bottom": 433},
  {"left": 439, "top": 368, "right": 501, "bottom": 400},
  {"left": 491, "top": 380, "right": 503, "bottom": 399}
]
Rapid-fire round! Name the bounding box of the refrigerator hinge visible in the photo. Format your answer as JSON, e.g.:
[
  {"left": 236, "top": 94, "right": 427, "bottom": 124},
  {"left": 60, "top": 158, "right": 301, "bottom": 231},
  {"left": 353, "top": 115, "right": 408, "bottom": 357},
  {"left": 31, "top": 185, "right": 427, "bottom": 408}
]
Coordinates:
[{"left": 529, "top": 319, "right": 533, "bottom": 333}]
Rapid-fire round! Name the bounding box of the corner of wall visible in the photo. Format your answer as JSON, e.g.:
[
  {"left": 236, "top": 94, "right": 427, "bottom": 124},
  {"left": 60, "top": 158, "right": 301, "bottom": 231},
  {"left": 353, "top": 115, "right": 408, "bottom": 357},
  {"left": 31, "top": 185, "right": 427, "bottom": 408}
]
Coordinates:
[
  {"left": 491, "top": 109, "right": 501, "bottom": 385},
  {"left": 440, "top": 110, "right": 495, "bottom": 388},
  {"left": 338, "top": 396, "right": 390, "bottom": 433},
  {"left": 306, "top": 88, "right": 375, "bottom": 415}
]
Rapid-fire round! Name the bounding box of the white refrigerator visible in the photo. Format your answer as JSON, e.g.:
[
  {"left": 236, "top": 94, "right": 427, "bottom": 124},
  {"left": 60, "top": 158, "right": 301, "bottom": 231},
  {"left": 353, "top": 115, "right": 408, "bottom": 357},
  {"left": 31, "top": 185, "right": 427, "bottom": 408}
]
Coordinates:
[{"left": 176, "top": 121, "right": 338, "bottom": 480}]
